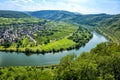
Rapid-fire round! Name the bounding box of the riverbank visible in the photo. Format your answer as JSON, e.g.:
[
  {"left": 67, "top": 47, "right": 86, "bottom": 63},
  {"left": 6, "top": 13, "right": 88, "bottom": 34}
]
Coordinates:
[
  {"left": 0, "top": 37, "right": 92, "bottom": 54},
  {"left": 0, "top": 32, "right": 108, "bottom": 67},
  {"left": 0, "top": 28, "right": 92, "bottom": 54},
  {"left": 1, "top": 42, "right": 119, "bottom": 80},
  {"left": 97, "top": 27, "right": 119, "bottom": 44}
]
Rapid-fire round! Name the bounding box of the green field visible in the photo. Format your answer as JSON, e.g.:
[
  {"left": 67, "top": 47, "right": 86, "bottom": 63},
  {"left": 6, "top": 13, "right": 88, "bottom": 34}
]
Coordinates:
[{"left": 0, "top": 18, "right": 92, "bottom": 53}]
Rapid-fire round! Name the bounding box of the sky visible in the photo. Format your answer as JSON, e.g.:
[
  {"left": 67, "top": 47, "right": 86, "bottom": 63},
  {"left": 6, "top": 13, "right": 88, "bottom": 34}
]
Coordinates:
[{"left": 0, "top": 0, "right": 120, "bottom": 14}]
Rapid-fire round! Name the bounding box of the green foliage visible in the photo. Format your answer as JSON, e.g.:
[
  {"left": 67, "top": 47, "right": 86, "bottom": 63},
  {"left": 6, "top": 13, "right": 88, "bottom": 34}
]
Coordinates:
[
  {"left": 55, "top": 42, "right": 120, "bottom": 80},
  {"left": 0, "top": 66, "right": 55, "bottom": 80},
  {"left": 0, "top": 42, "right": 120, "bottom": 80},
  {"left": 69, "top": 27, "right": 92, "bottom": 48}
]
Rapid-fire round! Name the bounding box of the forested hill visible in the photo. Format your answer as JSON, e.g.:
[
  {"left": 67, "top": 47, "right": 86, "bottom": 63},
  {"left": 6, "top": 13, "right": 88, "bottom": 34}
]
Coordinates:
[
  {"left": 29, "top": 10, "right": 113, "bottom": 26},
  {"left": 99, "top": 14, "right": 120, "bottom": 28},
  {"left": 1, "top": 10, "right": 119, "bottom": 27},
  {"left": 0, "top": 10, "right": 30, "bottom": 18},
  {"left": 29, "top": 10, "right": 75, "bottom": 21},
  {"left": 29, "top": 10, "right": 120, "bottom": 43}
]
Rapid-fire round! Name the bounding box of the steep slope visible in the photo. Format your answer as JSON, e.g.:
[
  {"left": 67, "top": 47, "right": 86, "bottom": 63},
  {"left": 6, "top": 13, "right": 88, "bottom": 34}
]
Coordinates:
[
  {"left": 69, "top": 13, "right": 112, "bottom": 26},
  {"left": 0, "top": 10, "right": 30, "bottom": 18},
  {"left": 97, "top": 14, "right": 120, "bottom": 43},
  {"left": 100, "top": 14, "right": 120, "bottom": 28}
]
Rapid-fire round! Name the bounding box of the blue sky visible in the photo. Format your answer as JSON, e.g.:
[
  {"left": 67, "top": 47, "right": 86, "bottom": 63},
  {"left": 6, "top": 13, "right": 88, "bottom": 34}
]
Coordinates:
[{"left": 0, "top": 0, "right": 120, "bottom": 14}]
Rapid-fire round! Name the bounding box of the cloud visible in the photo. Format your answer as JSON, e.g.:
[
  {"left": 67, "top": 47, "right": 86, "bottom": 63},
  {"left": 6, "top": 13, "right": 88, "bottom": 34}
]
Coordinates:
[
  {"left": 12, "top": 0, "right": 34, "bottom": 3},
  {"left": 0, "top": 0, "right": 120, "bottom": 14},
  {"left": 67, "top": 0, "right": 89, "bottom": 4},
  {"left": 0, "top": 0, "right": 35, "bottom": 10}
]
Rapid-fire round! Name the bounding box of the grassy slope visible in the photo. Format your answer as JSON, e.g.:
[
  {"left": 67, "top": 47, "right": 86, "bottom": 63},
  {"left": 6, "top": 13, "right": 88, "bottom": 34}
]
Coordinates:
[
  {"left": 39, "top": 38, "right": 76, "bottom": 51},
  {"left": 23, "top": 38, "right": 76, "bottom": 52}
]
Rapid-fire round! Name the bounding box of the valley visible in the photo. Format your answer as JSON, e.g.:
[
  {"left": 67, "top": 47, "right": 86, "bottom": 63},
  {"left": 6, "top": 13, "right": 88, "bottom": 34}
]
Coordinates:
[
  {"left": 0, "top": 10, "right": 120, "bottom": 80},
  {"left": 30, "top": 10, "right": 120, "bottom": 44},
  {"left": 0, "top": 13, "right": 92, "bottom": 53}
]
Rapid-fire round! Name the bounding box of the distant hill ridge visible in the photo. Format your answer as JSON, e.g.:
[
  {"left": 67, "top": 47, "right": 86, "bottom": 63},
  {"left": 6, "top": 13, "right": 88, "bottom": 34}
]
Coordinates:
[
  {"left": 0, "top": 10, "right": 120, "bottom": 29},
  {"left": 28, "top": 10, "right": 113, "bottom": 26},
  {"left": 0, "top": 10, "right": 30, "bottom": 18},
  {"left": 29, "top": 10, "right": 76, "bottom": 21}
]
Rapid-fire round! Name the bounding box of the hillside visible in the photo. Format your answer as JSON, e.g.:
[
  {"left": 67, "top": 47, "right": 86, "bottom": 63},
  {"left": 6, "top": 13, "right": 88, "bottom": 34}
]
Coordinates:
[
  {"left": 97, "top": 14, "right": 120, "bottom": 43},
  {"left": 0, "top": 10, "right": 120, "bottom": 51},
  {"left": 0, "top": 10, "right": 30, "bottom": 18},
  {"left": 29, "top": 10, "right": 112, "bottom": 26},
  {"left": 29, "top": 10, "right": 120, "bottom": 43},
  {"left": 29, "top": 10, "right": 75, "bottom": 21}
]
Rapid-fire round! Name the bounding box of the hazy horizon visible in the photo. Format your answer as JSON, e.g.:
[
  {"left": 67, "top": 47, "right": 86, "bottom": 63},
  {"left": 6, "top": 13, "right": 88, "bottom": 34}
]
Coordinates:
[{"left": 0, "top": 0, "right": 120, "bottom": 14}]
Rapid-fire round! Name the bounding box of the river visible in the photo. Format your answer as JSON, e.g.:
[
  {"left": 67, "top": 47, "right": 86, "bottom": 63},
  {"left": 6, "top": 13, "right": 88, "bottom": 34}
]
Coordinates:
[{"left": 0, "top": 32, "right": 108, "bottom": 67}]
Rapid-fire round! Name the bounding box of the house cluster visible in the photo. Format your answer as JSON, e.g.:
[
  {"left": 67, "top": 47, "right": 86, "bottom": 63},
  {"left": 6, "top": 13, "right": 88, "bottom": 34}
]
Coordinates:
[{"left": 0, "top": 23, "right": 54, "bottom": 45}]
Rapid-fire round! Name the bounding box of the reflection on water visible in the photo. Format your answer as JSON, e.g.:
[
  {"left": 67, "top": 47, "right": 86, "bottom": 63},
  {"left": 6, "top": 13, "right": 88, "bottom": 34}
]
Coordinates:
[{"left": 0, "top": 32, "right": 108, "bottom": 66}]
